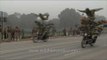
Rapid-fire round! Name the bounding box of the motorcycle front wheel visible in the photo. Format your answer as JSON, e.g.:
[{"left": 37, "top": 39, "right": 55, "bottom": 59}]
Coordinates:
[
  {"left": 81, "top": 39, "right": 87, "bottom": 48},
  {"left": 90, "top": 43, "right": 94, "bottom": 46},
  {"left": 43, "top": 39, "right": 48, "bottom": 42}
]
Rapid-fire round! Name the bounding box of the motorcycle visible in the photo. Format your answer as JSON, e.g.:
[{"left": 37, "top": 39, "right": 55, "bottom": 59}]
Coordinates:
[
  {"left": 32, "top": 22, "right": 54, "bottom": 43},
  {"left": 81, "top": 33, "right": 98, "bottom": 48},
  {"left": 32, "top": 13, "right": 55, "bottom": 43},
  {"left": 33, "top": 31, "right": 49, "bottom": 43}
]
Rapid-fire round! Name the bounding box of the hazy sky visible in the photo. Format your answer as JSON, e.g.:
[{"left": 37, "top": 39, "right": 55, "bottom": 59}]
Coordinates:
[{"left": 0, "top": 0, "right": 107, "bottom": 19}]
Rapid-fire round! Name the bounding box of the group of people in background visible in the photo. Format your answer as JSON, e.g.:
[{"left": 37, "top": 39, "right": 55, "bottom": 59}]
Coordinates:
[
  {"left": 0, "top": 25, "right": 21, "bottom": 41},
  {"left": 0, "top": 25, "right": 82, "bottom": 42},
  {"left": 62, "top": 27, "right": 81, "bottom": 36}
]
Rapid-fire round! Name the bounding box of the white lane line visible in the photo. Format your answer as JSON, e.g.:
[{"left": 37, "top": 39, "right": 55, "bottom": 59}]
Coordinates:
[
  {"left": 60, "top": 47, "right": 107, "bottom": 60},
  {"left": 2, "top": 37, "right": 80, "bottom": 52},
  {"left": 1, "top": 41, "right": 78, "bottom": 56},
  {"left": 2, "top": 41, "right": 80, "bottom": 59},
  {"left": 27, "top": 43, "right": 80, "bottom": 59},
  {"left": 0, "top": 39, "right": 74, "bottom": 54}
]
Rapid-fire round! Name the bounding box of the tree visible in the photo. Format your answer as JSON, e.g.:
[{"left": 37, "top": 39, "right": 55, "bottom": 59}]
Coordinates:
[
  {"left": 58, "top": 8, "right": 81, "bottom": 29},
  {"left": 20, "top": 13, "right": 38, "bottom": 30},
  {"left": 49, "top": 18, "right": 60, "bottom": 31},
  {"left": 7, "top": 13, "right": 20, "bottom": 27}
]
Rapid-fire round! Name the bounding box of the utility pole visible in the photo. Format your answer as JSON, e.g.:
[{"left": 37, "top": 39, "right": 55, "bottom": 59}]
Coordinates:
[{"left": 0, "top": 12, "right": 7, "bottom": 40}]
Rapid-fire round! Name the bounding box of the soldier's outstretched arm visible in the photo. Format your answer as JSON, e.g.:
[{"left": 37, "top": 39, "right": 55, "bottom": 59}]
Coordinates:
[
  {"left": 77, "top": 9, "right": 86, "bottom": 13},
  {"left": 92, "top": 8, "right": 103, "bottom": 12}
]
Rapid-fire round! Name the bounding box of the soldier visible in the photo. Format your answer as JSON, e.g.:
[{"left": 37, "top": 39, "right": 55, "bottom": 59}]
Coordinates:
[
  {"left": 7, "top": 26, "right": 12, "bottom": 41},
  {"left": 11, "top": 27, "right": 15, "bottom": 41},
  {"left": 78, "top": 8, "right": 103, "bottom": 20},
  {"left": 3, "top": 27, "right": 8, "bottom": 39},
  {"left": 0, "top": 25, "right": 1, "bottom": 42},
  {"left": 39, "top": 13, "right": 49, "bottom": 20},
  {"left": 78, "top": 8, "right": 103, "bottom": 44},
  {"left": 21, "top": 29, "right": 24, "bottom": 39},
  {"left": 32, "top": 27, "right": 38, "bottom": 41},
  {"left": 14, "top": 26, "right": 20, "bottom": 41},
  {"left": 0, "top": 25, "right": 2, "bottom": 39}
]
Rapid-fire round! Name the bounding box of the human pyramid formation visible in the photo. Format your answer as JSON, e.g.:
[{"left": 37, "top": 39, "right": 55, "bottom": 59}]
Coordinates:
[{"left": 78, "top": 8, "right": 105, "bottom": 35}]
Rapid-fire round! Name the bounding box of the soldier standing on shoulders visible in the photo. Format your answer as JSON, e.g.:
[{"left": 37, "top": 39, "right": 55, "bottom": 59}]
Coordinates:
[{"left": 78, "top": 8, "right": 103, "bottom": 20}]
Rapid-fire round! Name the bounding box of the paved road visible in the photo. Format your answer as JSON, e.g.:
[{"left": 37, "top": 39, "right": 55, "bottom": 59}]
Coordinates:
[{"left": 0, "top": 34, "right": 107, "bottom": 60}]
